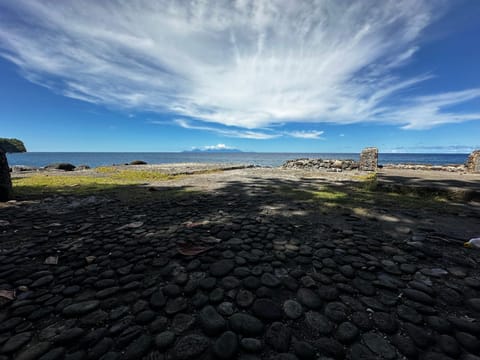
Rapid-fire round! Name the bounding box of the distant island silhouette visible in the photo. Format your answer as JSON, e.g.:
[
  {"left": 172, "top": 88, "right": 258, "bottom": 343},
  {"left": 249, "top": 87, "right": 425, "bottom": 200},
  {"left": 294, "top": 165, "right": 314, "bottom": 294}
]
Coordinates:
[{"left": 182, "top": 148, "right": 242, "bottom": 153}]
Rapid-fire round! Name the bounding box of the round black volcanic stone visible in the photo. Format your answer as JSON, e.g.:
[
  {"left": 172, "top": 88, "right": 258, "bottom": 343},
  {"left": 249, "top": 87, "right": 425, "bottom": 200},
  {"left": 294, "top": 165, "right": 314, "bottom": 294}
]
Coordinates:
[
  {"left": 313, "top": 337, "right": 345, "bottom": 358},
  {"left": 397, "top": 305, "right": 422, "bottom": 324},
  {"left": 173, "top": 335, "right": 209, "bottom": 360},
  {"left": 149, "top": 289, "right": 166, "bottom": 309},
  {"left": 199, "top": 305, "right": 226, "bottom": 335},
  {"left": 213, "top": 331, "right": 238, "bottom": 359},
  {"left": 390, "top": 333, "right": 418, "bottom": 359},
  {"left": 283, "top": 300, "right": 303, "bottom": 320},
  {"left": 438, "top": 334, "right": 461, "bottom": 357},
  {"left": 243, "top": 276, "right": 261, "bottom": 290},
  {"left": 123, "top": 334, "right": 152, "bottom": 360},
  {"left": 165, "top": 297, "right": 188, "bottom": 315},
  {"left": 63, "top": 300, "right": 100, "bottom": 316},
  {"left": 335, "top": 321, "right": 359, "bottom": 344},
  {"left": 240, "top": 338, "right": 263, "bottom": 353},
  {"left": 15, "top": 341, "right": 51, "bottom": 360},
  {"left": 426, "top": 316, "right": 451, "bottom": 333},
  {"left": 455, "top": 331, "right": 480, "bottom": 353},
  {"left": 304, "top": 311, "right": 333, "bottom": 335},
  {"left": 324, "top": 302, "right": 348, "bottom": 323},
  {"left": 54, "top": 328, "right": 85, "bottom": 344},
  {"left": 1, "top": 332, "right": 32, "bottom": 353},
  {"left": 236, "top": 289, "right": 255, "bottom": 308},
  {"left": 252, "top": 299, "right": 283, "bottom": 320},
  {"left": 347, "top": 343, "right": 376, "bottom": 360},
  {"left": 229, "top": 313, "right": 264, "bottom": 336},
  {"left": 293, "top": 341, "right": 316, "bottom": 360},
  {"left": 297, "top": 288, "right": 322, "bottom": 309},
  {"left": 363, "top": 332, "right": 397, "bottom": 360},
  {"left": 372, "top": 312, "right": 398, "bottom": 334},
  {"left": 261, "top": 273, "right": 281, "bottom": 287},
  {"left": 210, "top": 260, "right": 235, "bottom": 277},
  {"left": 403, "top": 289, "right": 435, "bottom": 305},
  {"left": 266, "top": 322, "right": 291, "bottom": 352},
  {"left": 163, "top": 284, "right": 182, "bottom": 297},
  {"left": 404, "top": 323, "right": 434, "bottom": 349},
  {"left": 155, "top": 331, "right": 175, "bottom": 349}
]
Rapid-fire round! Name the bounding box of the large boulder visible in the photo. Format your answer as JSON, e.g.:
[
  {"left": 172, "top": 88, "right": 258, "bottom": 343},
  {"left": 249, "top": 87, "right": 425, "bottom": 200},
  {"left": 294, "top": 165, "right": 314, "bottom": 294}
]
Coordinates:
[
  {"left": 466, "top": 150, "right": 480, "bottom": 173},
  {"left": 0, "top": 151, "right": 12, "bottom": 201},
  {"left": 359, "top": 147, "right": 378, "bottom": 171},
  {"left": 45, "top": 163, "right": 76, "bottom": 171}
]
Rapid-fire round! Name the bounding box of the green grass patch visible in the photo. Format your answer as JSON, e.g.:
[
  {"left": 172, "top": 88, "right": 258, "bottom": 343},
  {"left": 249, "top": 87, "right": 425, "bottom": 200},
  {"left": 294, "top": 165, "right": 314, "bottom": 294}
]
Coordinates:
[{"left": 12, "top": 170, "right": 184, "bottom": 200}]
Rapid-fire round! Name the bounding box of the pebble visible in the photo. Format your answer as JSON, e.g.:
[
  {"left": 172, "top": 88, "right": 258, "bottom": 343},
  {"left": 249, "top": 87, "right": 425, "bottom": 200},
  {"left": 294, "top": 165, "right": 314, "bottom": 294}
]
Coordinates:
[
  {"left": 293, "top": 341, "right": 316, "bottom": 360},
  {"left": 335, "top": 321, "right": 359, "bottom": 343},
  {"left": 283, "top": 300, "right": 303, "bottom": 319},
  {"left": 210, "top": 260, "right": 235, "bottom": 277},
  {"left": 260, "top": 273, "right": 281, "bottom": 287},
  {"left": 213, "top": 331, "right": 238, "bottom": 359},
  {"left": 403, "top": 289, "right": 435, "bottom": 305},
  {"left": 199, "top": 305, "right": 226, "bottom": 335},
  {"left": 324, "top": 301, "right": 348, "bottom": 323},
  {"left": 1, "top": 332, "right": 32, "bottom": 353},
  {"left": 236, "top": 289, "right": 255, "bottom": 308},
  {"left": 155, "top": 331, "right": 175, "bottom": 349},
  {"left": 15, "top": 341, "right": 51, "bottom": 360},
  {"left": 229, "top": 313, "right": 264, "bottom": 336},
  {"left": 266, "top": 322, "right": 291, "bottom": 352},
  {"left": 296, "top": 288, "right": 322, "bottom": 309},
  {"left": 241, "top": 338, "right": 263, "bottom": 353},
  {"left": 252, "top": 299, "right": 283, "bottom": 320},
  {"left": 173, "top": 335, "right": 209, "bottom": 360},
  {"left": 63, "top": 300, "right": 100, "bottom": 316},
  {"left": 363, "top": 332, "right": 397, "bottom": 360}
]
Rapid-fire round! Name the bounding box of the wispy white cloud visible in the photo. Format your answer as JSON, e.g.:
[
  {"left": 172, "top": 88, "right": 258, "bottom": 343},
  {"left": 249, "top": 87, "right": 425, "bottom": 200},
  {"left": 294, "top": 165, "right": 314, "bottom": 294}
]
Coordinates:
[
  {"left": 286, "top": 130, "right": 324, "bottom": 139},
  {"left": 174, "top": 119, "right": 279, "bottom": 139},
  {"left": 0, "top": 0, "right": 479, "bottom": 131}
]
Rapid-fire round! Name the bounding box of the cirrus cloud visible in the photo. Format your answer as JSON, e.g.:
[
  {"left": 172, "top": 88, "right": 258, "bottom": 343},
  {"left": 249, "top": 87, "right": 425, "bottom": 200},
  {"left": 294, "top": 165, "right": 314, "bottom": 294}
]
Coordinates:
[{"left": 0, "top": 0, "right": 479, "bottom": 131}]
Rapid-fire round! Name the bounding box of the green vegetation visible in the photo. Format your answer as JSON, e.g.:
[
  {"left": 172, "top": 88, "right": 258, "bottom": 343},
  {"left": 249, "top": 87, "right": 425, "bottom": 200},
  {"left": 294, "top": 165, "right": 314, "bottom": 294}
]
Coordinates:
[
  {"left": 11, "top": 169, "right": 188, "bottom": 201},
  {"left": 0, "top": 138, "right": 27, "bottom": 153},
  {"left": 95, "top": 166, "right": 182, "bottom": 181}
]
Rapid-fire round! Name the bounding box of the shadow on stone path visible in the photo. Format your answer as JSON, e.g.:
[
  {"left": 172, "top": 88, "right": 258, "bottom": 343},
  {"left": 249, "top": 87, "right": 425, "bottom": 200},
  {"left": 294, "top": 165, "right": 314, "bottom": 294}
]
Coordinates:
[{"left": 0, "top": 177, "right": 480, "bottom": 360}]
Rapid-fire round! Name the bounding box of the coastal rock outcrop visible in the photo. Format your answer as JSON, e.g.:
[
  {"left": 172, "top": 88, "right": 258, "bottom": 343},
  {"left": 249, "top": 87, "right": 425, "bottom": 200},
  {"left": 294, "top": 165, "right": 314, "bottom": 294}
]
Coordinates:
[
  {"left": 0, "top": 138, "right": 26, "bottom": 153},
  {"left": 466, "top": 150, "right": 480, "bottom": 173},
  {"left": 0, "top": 151, "right": 13, "bottom": 201}
]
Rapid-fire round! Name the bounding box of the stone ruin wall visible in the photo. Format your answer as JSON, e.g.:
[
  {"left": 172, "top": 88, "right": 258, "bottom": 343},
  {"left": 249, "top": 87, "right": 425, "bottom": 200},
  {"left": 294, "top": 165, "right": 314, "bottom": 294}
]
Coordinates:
[
  {"left": 466, "top": 150, "right": 480, "bottom": 173},
  {"left": 359, "top": 147, "right": 378, "bottom": 171},
  {"left": 282, "top": 158, "right": 359, "bottom": 172},
  {"left": 282, "top": 148, "right": 480, "bottom": 173}
]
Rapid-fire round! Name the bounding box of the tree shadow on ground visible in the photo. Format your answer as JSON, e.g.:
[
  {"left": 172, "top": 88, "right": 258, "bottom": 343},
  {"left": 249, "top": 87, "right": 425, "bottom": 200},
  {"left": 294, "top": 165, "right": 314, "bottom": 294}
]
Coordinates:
[{"left": 1, "top": 174, "right": 480, "bottom": 359}]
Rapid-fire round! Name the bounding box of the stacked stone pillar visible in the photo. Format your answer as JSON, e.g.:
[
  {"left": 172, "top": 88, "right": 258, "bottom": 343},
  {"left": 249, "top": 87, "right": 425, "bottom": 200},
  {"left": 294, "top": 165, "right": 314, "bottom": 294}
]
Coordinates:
[
  {"left": 466, "top": 150, "right": 480, "bottom": 173},
  {"left": 359, "top": 147, "right": 378, "bottom": 171},
  {"left": 0, "top": 151, "right": 12, "bottom": 201}
]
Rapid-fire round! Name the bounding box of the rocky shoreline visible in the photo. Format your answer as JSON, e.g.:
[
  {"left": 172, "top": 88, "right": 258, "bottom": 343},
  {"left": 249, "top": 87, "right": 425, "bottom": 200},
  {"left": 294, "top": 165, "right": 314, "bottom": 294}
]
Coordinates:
[{"left": 0, "top": 165, "right": 479, "bottom": 359}]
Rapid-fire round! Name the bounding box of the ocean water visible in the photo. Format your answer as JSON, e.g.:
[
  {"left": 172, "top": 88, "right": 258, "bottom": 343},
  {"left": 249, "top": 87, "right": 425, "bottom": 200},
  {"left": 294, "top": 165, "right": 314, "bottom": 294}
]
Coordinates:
[{"left": 6, "top": 152, "right": 469, "bottom": 168}]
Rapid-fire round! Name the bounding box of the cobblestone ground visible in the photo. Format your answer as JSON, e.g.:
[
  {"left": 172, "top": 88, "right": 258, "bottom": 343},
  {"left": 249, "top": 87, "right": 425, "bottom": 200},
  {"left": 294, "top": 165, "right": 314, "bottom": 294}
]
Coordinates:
[{"left": 0, "top": 174, "right": 479, "bottom": 360}]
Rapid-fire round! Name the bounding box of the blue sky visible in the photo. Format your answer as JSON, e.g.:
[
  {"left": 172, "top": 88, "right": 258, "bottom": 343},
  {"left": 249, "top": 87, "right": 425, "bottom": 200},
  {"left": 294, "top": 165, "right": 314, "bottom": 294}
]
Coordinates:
[{"left": 0, "top": 0, "right": 479, "bottom": 153}]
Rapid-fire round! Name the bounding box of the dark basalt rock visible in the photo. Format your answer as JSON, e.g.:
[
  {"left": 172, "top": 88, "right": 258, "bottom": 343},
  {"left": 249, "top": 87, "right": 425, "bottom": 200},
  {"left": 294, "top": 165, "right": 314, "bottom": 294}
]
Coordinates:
[{"left": 45, "top": 163, "right": 76, "bottom": 171}]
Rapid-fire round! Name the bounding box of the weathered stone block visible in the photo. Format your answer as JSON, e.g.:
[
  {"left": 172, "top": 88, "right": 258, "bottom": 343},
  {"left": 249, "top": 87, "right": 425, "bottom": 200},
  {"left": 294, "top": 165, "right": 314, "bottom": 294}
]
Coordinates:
[
  {"left": 359, "top": 147, "right": 378, "bottom": 171},
  {"left": 466, "top": 150, "right": 480, "bottom": 173},
  {"left": 0, "top": 151, "right": 13, "bottom": 201}
]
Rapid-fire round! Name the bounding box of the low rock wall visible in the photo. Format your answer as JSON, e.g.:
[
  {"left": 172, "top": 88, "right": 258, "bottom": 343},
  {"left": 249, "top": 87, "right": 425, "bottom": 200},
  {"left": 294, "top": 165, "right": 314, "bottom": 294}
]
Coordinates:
[{"left": 282, "top": 158, "right": 358, "bottom": 172}]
